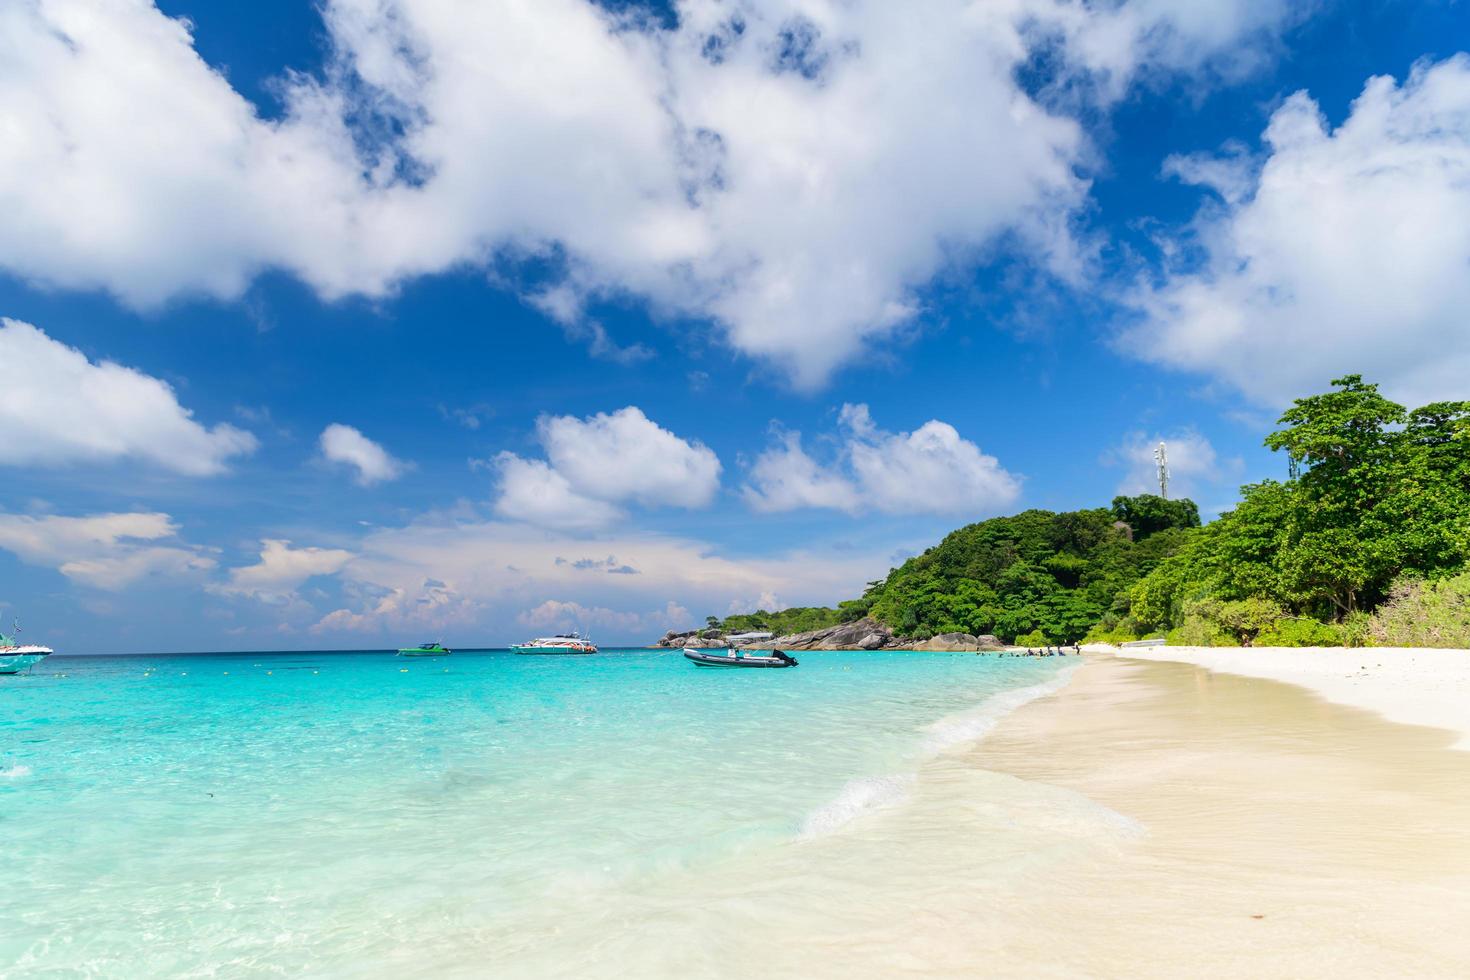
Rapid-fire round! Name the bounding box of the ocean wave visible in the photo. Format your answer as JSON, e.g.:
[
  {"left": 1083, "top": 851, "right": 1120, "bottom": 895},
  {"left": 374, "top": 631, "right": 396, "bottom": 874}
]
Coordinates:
[
  {"left": 920, "top": 663, "right": 1081, "bottom": 757},
  {"left": 1, "top": 764, "right": 33, "bottom": 780},
  {"left": 800, "top": 774, "right": 916, "bottom": 839},
  {"left": 800, "top": 665, "right": 1083, "bottom": 840}
]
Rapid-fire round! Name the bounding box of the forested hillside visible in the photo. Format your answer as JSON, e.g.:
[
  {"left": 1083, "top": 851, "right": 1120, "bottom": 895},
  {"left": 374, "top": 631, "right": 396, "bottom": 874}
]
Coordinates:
[
  {"left": 706, "top": 376, "right": 1470, "bottom": 648},
  {"left": 1113, "top": 376, "right": 1470, "bottom": 646},
  {"left": 711, "top": 495, "right": 1198, "bottom": 645}
]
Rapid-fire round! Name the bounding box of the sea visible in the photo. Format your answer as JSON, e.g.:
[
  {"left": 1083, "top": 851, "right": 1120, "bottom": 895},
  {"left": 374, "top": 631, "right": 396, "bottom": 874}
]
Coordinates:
[{"left": 2, "top": 647, "right": 1102, "bottom": 977}]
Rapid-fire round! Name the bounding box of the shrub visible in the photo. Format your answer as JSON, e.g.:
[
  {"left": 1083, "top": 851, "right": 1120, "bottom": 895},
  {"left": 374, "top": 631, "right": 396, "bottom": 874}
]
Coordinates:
[
  {"left": 1253, "top": 618, "right": 1344, "bottom": 647},
  {"left": 1082, "top": 623, "right": 1140, "bottom": 645},
  {"left": 1165, "top": 619, "right": 1235, "bottom": 647},
  {"left": 1015, "top": 629, "right": 1051, "bottom": 647},
  {"left": 1367, "top": 572, "right": 1470, "bottom": 648},
  {"left": 910, "top": 627, "right": 934, "bottom": 642},
  {"left": 1338, "top": 610, "right": 1375, "bottom": 648}
]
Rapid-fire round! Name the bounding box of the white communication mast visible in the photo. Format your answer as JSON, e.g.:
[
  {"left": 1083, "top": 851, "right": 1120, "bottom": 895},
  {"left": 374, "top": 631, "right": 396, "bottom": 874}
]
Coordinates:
[{"left": 1154, "top": 441, "right": 1170, "bottom": 499}]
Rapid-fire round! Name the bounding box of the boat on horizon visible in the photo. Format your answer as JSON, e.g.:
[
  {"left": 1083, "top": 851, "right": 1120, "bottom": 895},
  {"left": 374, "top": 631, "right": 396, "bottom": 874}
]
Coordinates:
[
  {"left": 683, "top": 647, "right": 798, "bottom": 669},
  {"left": 397, "top": 641, "right": 452, "bottom": 657},
  {"left": 0, "top": 621, "right": 52, "bottom": 676},
  {"left": 511, "top": 632, "right": 597, "bottom": 655}
]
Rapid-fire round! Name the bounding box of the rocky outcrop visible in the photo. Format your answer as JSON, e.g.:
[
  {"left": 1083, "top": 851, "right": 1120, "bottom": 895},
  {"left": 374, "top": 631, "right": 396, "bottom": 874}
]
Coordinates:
[
  {"left": 654, "top": 629, "right": 730, "bottom": 649},
  {"left": 768, "top": 618, "right": 896, "bottom": 651},
  {"left": 908, "top": 632, "right": 995, "bottom": 652},
  {"left": 654, "top": 621, "right": 1008, "bottom": 652}
]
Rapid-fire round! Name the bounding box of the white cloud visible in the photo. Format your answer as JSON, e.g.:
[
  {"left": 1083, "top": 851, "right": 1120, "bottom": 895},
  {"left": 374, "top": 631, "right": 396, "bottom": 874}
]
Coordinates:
[
  {"left": 319, "top": 423, "right": 404, "bottom": 485},
  {"left": 1124, "top": 56, "right": 1470, "bottom": 406},
  {"left": 492, "top": 454, "right": 625, "bottom": 532},
  {"left": 0, "top": 511, "right": 214, "bottom": 590},
  {"left": 310, "top": 516, "right": 883, "bottom": 639},
  {"left": 1104, "top": 429, "right": 1228, "bottom": 499},
  {"left": 517, "top": 599, "right": 644, "bottom": 635},
  {"left": 214, "top": 538, "right": 355, "bottom": 601},
  {"left": 0, "top": 0, "right": 1307, "bottom": 386},
  {"left": 0, "top": 318, "right": 257, "bottom": 475},
  {"left": 494, "top": 407, "right": 721, "bottom": 530},
  {"left": 744, "top": 404, "right": 1021, "bottom": 517},
  {"left": 742, "top": 431, "right": 863, "bottom": 513},
  {"left": 539, "top": 407, "right": 721, "bottom": 509}
]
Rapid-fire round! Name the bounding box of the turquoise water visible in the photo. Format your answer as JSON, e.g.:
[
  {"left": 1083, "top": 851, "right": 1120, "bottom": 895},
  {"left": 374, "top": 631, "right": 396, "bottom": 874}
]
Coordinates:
[{"left": 3, "top": 648, "right": 1068, "bottom": 976}]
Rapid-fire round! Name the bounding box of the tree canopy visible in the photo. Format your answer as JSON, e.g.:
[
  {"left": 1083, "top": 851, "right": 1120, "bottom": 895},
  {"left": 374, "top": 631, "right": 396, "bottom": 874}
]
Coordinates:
[{"left": 703, "top": 376, "right": 1470, "bottom": 649}]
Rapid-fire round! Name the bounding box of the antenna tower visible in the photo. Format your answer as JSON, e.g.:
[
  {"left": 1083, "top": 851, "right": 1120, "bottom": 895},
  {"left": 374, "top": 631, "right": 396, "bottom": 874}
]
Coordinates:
[{"left": 1154, "top": 442, "right": 1170, "bottom": 499}]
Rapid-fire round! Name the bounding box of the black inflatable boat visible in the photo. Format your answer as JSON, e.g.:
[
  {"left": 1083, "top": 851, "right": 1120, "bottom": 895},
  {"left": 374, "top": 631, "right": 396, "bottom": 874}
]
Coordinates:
[{"left": 682, "top": 648, "right": 799, "bottom": 668}]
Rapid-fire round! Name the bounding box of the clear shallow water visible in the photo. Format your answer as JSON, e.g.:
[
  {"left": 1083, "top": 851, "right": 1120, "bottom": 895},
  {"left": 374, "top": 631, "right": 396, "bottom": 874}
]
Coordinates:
[{"left": 3, "top": 648, "right": 1068, "bottom": 976}]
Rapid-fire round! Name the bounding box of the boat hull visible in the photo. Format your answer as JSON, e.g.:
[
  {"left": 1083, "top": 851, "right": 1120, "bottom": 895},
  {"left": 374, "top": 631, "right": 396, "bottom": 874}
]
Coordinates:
[
  {"left": 511, "top": 646, "right": 596, "bottom": 655},
  {"left": 0, "top": 649, "right": 50, "bottom": 675},
  {"left": 682, "top": 649, "right": 797, "bottom": 668}
]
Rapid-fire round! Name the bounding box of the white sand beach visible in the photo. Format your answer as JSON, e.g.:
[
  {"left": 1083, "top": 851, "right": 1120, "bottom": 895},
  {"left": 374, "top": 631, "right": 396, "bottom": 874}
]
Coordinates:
[
  {"left": 469, "top": 652, "right": 1470, "bottom": 978},
  {"left": 1093, "top": 643, "right": 1470, "bottom": 749}
]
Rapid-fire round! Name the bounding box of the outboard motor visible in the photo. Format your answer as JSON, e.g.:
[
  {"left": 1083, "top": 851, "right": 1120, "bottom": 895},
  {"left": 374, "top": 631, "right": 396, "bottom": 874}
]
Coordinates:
[{"left": 772, "top": 650, "right": 798, "bottom": 666}]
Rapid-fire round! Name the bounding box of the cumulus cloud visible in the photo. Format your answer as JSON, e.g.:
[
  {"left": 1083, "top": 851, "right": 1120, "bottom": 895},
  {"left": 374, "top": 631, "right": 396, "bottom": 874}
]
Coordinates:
[
  {"left": 744, "top": 404, "right": 1021, "bottom": 517},
  {"left": 1124, "top": 56, "right": 1470, "bottom": 406},
  {"left": 539, "top": 407, "right": 721, "bottom": 508},
  {"left": 492, "top": 454, "right": 626, "bottom": 532},
  {"left": 0, "top": 0, "right": 1308, "bottom": 386},
  {"left": 494, "top": 407, "right": 720, "bottom": 530},
  {"left": 0, "top": 511, "right": 214, "bottom": 590},
  {"left": 214, "top": 539, "right": 355, "bottom": 602},
  {"left": 0, "top": 318, "right": 257, "bottom": 474},
  {"left": 319, "top": 423, "right": 404, "bottom": 485}
]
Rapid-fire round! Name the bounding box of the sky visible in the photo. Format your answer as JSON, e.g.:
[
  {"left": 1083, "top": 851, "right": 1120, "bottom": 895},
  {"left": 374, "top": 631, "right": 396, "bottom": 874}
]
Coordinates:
[{"left": 2, "top": 0, "right": 1469, "bottom": 653}]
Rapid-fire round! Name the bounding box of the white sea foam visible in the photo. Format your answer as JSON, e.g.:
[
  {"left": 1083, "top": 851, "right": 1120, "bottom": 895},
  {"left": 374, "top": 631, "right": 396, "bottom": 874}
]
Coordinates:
[
  {"left": 921, "top": 664, "right": 1080, "bottom": 757},
  {"left": 800, "top": 774, "right": 916, "bottom": 839},
  {"left": 1, "top": 764, "right": 33, "bottom": 780},
  {"left": 801, "top": 665, "right": 1083, "bottom": 839}
]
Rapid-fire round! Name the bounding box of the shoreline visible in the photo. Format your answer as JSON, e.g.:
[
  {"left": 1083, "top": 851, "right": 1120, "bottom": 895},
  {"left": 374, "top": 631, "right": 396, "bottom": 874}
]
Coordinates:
[
  {"left": 470, "top": 652, "right": 1470, "bottom": 977},
  {"left": 1089, "top": 643, "right": 1470, "bottom": 749}
]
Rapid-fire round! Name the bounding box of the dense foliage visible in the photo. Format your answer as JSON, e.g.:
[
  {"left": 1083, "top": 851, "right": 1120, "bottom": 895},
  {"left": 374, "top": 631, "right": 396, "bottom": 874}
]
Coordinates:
[
  {"left": 711, "top": 606, "right": 849, "bottom": 636},
  {"left": 1365, "top": 571, "right": 1470, "bottom": 649},
  {"left": 705, "top": 376, "right": 1470, "bottom": 649},
  {"left": 1115, "top": 376, "right": 1470, "bottom": 645},
  {"left": 853, "top": 495, "right": 1198, "bottom": 644}
]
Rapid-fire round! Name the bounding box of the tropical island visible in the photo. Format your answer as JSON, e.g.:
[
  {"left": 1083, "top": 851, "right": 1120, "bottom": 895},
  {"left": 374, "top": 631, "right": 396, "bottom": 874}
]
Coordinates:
[{"left": 661, "top": 376, "right": 1470, "bottom": 651}]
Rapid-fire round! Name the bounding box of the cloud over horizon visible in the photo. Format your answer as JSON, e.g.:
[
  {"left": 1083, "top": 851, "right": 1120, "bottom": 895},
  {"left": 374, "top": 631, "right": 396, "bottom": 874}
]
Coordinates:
[
  {"left": 0, "top": 319, "right": 257, "bottom": 475},
  {"left": 494, "top": 406, "right": 721, "bottom": 531},
  {"left": 744, "top": 404, "right": 1021, "bottom": 517}
]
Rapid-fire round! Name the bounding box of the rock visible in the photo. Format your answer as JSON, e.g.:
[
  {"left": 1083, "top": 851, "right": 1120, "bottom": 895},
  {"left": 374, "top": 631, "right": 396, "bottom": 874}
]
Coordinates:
[
  {"left": 974, "top": 634, "right": 1004, "bottom": 649},
  {"left": 769, "top": 618, "right": 896, "bottom": 651},
  {"left": 655, "top": 628, "right": 705, "bottom": 648},
  {"left": 910, "top": 632, "right": 983, "bottom": 652}
]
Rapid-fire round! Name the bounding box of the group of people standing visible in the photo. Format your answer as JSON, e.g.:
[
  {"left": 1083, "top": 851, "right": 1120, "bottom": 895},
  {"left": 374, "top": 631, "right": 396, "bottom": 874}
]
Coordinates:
[{"left": 999, "top": 644, "right": 1081, "bottom": 657}]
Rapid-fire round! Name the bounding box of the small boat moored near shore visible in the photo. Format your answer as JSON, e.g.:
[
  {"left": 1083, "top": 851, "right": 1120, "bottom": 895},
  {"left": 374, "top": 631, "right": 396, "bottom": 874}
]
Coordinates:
[
  {"left": 683, "top": 648, "right": 798, "bottom": 668},
  {"left": 397, "top": 641, "right": 452, "bottom": 657},
  {"left": 0, "top": 621, "right": 52, "bottom": 676}
]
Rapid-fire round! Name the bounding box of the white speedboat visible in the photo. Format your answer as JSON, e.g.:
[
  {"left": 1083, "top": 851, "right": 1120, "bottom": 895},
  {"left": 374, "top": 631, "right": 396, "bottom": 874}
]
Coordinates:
[
  {"left": 511, "top": 632, "right": 597, "bottom": 655},
  {"left": 0, "top": 622, "right": 51, "bottom": 675}
]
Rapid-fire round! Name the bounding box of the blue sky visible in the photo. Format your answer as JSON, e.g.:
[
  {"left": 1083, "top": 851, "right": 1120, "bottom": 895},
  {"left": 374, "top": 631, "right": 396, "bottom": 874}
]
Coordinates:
[{"left": 2, "top": 0, "right": 1468, "bottom": 653}]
